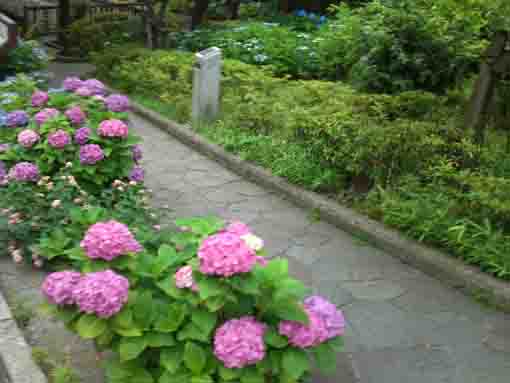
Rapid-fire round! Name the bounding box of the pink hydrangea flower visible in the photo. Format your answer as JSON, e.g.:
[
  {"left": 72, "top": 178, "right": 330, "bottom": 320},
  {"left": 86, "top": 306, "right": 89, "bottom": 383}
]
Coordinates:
[
  {"left": 132, "top": 144, "right": 142, "bottom": 163},
  {"left": 42, "top": 271, "right": 82, "bottom": 305},
  {"left": 8, "top": 162, "right": 39, "bottom": 182},
  {"left": 82, "top": 79, "right": 106, "bottom": 95},
  {"left": 214, "top": 316, "right": 267, "bottom": 369},
  {"left": 31, "top": 90, "right": 49, "bottom": 107},
  {"left": 225, "top": 221, "right": 251, "bottom": 236},
  {"left": 79, "top": 144, "right": 104, "bottom": 165},
  {"left": 304, "top": 296, "right": 345, "bottom": 339},
  {"left": 98, "top": 119, "right": 129, "bottom": 138},
  {"left": 72, "top": 270, "right": 129, "bottom": 318},
  {"left": 64, "top": 106, "right": 86, "bottom": 126},
  {"left": 278, "top": 307, "right": 329, "bottom": 348},
  {"left": 175, "top": 266, "right": 198, "bottom": 290},
  {"left": 198, "top": 232, "right": 257, "bottom": 277},
  {"left": 93, "top": 95, "right": 106, "bottom": 103},
  {"left": 80, "top": 220, "right": 143, "bottom": 261},
  {"left": 18, "top": 129, "right": 40, "bottom": 148},
  {"left": 63, "top": 77, "right": 83, "bottom": 91},
  {"left": 48, "top": 130, "right": 71, "bottom": 149},
  {"left": 75, "top": 87, "right": 94, "bottom": 97},
  {"left": 105, "top": 94, "right": 130, "bottom": 112},
  {"left": 129, "top": 166, "right": 144, "bottom": 182},
  {"left": 34, "top": 108, "right": 59, "bottom": 126}
]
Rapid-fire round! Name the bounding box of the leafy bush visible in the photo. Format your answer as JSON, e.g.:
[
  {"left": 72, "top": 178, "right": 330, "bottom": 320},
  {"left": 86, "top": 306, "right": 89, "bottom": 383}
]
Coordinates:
[
  {"left": 5, "top": 40, "right": 49, "bottom": 75},
  {"left": 41, "top": 217, "right": 346, "bottom": 383}
]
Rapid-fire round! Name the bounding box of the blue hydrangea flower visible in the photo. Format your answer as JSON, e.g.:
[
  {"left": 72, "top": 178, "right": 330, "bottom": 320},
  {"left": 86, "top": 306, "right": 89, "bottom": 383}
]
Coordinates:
[
  {"left": 295, "top": 9, "right": 307, "bottom": 17},
  {"left": 0, "top": 110, "right": 7, "bottom": 127},
  {"left": 308, "top": 12, "right": 317, "bottom": 19},
  {"left": 319, "top": 15, "right": 327, "bottom": 23}
]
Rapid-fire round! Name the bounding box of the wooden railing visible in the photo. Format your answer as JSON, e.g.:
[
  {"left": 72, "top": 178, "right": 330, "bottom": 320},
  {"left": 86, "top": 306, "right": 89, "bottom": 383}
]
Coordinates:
[{"left": 22, "top": 1, "right": 144, "bottom": 36}]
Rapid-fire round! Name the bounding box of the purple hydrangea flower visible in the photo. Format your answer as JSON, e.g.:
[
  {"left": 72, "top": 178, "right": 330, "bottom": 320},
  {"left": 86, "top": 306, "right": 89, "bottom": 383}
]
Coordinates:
[
  {"left": 98, "top": 119, "right": 129, "bottom": 138},
  {"left": 48, "top": 130, "right": 71, "bottom": 149},
  {"left": 80, "top": 220, "right": 143, "bottom": 261},
  {"left": 6, "top": 110, "right": 29, "bottom": 127},
  {"left": 304, "top": 296, "right": 345, "bottom": 339},
  {"left": 128, "top": 166, "right": 144, "bottom": 182},
  {"left": 74, "top": 127, "right": 91, "bottom": 145},
  {"left": 75, "top": 87, "right": 94, "bottom": 97},
  {"left": 132, "top": 144, "right": 142, "bottom": 163},
  {"left": 105, "top": 94, "right": 130, "bottom": 112},
  {"left": 198, "top": 232, "right": 257, "bottom": 277},
  {"left": 34, "top": 108, "right": 59, "bottom": 126},
  {"left": 278, "top": 306, "right": 329, "bottom": 349},
  {"left": 72, "top": 270, "right": 129, "bottom": 318},
  {"left": 214, "top": 317, "right": 267, "bottom": 369},
  {"left": 63, "top": 77, "right": 83, "bottom": 91},
  {"left": 64, "top": 106, "right": 86, "bottom": 126},
  {"left": 0, "top": 144, "right": 10, "bottom": 153},
  {"left": 17, "top": 129, "right": 40, "bottom": 148},
  {"left": 0, "top": 161, "right": 6, "bottom": 183},
  {"left": 31, "top": 90, "right": 49, "bottom": 107},
  {"left": 79, "top": 144, "right": 104, "bottom": 165},
  {"left": 42, "top": 271, "right": 83, "bottom": 305},
  {"left": 82, "top": 79, "right": 106, "bottom": 96},
  {"left": 8, "top": 162, "right": 39, "bottom": 182}
]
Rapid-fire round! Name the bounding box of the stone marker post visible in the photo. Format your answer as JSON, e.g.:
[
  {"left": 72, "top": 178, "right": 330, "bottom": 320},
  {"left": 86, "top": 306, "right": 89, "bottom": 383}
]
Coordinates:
[
  {"left": 0, "top": 13, "right": 17, "bottom": 65},
  {"left": 192, "top": 47, "right": 222, "bottom": 121}
]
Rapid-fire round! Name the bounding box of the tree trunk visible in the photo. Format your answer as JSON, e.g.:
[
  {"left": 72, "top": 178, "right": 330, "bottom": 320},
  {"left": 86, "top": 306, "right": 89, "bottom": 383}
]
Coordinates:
[
  {"left": 191, "top": 0, "right": 209, "bottom": 29},
  {"left": 58, "top": 0, "right": 71, "bottom": 54}
]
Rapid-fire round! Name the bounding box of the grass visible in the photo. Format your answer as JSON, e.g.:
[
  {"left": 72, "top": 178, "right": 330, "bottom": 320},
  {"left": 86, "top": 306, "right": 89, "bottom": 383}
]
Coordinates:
[{"left": 32, "top": 347, "right": 81, "bottom": 383}]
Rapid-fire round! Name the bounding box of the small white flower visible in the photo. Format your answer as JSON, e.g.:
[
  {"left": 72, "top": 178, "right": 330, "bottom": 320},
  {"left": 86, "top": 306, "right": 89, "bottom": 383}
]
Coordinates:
[
  {"left": 241, "top": 234, "right": 264, "bottom": 251},
  {"left": 65, "top": 162, "right": 73, "bottom": 168},
  {"left": 51, "top": 200, "right": 61, "bottom": 208}
]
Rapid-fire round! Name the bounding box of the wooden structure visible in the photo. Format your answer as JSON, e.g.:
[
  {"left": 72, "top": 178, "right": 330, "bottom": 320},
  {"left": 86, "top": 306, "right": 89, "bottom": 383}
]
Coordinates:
[{"left": 465, "top": 31, "right": 510, "bottom": 143}]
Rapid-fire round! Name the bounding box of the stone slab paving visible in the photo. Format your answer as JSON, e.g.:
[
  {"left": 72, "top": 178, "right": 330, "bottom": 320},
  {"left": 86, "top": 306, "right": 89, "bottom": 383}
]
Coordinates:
[{"left": 129, "top": 112, "right": 510, "bottom": 383}]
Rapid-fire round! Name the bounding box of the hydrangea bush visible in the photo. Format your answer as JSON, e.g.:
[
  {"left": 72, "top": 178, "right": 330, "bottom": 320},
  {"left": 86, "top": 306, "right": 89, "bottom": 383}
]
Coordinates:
[
  {"left": 42, "top": 217, "right": 345, "bottom": 383},
  {"left": 0, "top": 76, "right": 142, "bottom": 193}
]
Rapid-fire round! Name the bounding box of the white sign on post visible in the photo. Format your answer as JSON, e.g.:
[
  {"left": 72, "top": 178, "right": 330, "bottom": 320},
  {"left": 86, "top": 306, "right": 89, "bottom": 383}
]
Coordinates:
[
  {"left": 0, "top": 22, "right": 8, "bottom": 47},
  {"left": 192, "top": 47, "right": 222, "bottom": 121}
]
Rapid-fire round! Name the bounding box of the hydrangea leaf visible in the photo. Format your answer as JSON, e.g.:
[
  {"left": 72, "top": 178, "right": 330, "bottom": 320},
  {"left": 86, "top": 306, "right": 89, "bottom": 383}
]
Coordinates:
[
  {"left": 218, "top": 365, "right": 241, "bottom": 381},
  {"left": 264, "top": 327, "right": 289, "bottom": 348},
  {"left": 183, "top": 341, "right": 207, "bottom": 375},
  {"left": 146, "top": 332, "right": 176, "bottom": 348},
  {"left": 311, "top": 343, "right": 337, "bottom": 374},
  {"left": 75, "top": 314, "right": 107, "bottom": 339},
  {"left": 119, "top": 336, "right": 148, "bottom": 362},
  {"left": 190, "top": 308, "right": 217, "bottom": 336},
  {"left": 281, "top": 348, "right": 310, "bottom": 381},
  {"left": 160, "top": 346, "right": 183, "bottom": 373}
]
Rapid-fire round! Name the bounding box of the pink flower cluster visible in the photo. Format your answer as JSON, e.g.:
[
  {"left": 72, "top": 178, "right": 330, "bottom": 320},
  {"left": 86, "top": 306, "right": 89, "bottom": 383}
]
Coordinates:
[
  {"left": 105, "top": 94, "right": 130, "bottom": 112},
  {"left": 129, "top": 166, "right": 144, "bottom": 182},
  {"left": 18, "top": 129, "right": 40, "bottom": 148},
  {"left": 82, "top": 79, "right": 106, "bottom": 95},
  {"left": 63, "top": 77, "right": 83, "bottom": 91},
  {"left": 132, "top": 144, "right": 142, "bottom": 163},
  {"left": 72, "top": 270, "right": 129, "bottom": 318},
  {"left": 98, "top": 119, "right": 129, "bottom": 138},
  {"left": 278, "top": 296, "right": 345, "bottom": 348},
  {"left": 175, "top": 266, "right": 198, "bottom": 291},
  {"left": 65, "top": 106, "right": 86, "bottom": 126},
  {"left": 35, "top": 108, "right": 59, "bottom": 126},
  {"left": 8, "top": 162, "right": 39, "bottom": 182},
  {"left": 48, "top": 130, "right": 71, "bottom": 149},
  {"left": 31, "top": 90, "right": 49, "bottom": 107},
  {"left": 214, "top": 316, "right": 267, "bottom": 368},
  {"left": 80, "top": 220, "right": 142, "bottom": 261},
  {"left": 198, "top": 232, "right": 257, "bottom": 276},
  {"left": 75, "top": 87, "right": 94, "bottom": 97},
  {"left": 42, "top": 271, "right": 82, "bottom": 305},
  {"left": 79, "top": 144, "right": 104, "bottom": 165}
]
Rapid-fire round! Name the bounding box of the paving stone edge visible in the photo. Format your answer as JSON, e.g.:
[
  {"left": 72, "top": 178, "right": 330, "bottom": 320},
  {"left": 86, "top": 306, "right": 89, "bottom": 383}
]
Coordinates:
[
  {"left": 130, "top": 102, "right": 510, "bottom": 311},
  {"left": 0, "top": 290, "right": 47, "bottom": 383}
]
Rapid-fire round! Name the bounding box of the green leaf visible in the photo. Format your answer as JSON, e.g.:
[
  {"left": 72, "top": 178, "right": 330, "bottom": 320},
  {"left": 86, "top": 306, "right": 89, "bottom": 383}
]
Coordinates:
[
  {"left": 130, "top": 368, "right": 154, "bottom": 383},
  {"left": 229, "top": 274, "right": 260, "bottom": 295},
  {"left": 146, "top": 332, "right": 176, "bottom": 348},
  {"left": 281, "top": 348, "right": 310, "bottom": 381},
  {"left": 177, "top": 323, "right": 210, "bottom": 342},
  {"left": 183, "top": 342, "right": 207, "bottom": 375},
  {"left": 196, "top": 278, "right": 227, "bottom": 300},
  {"left": 160, "top": 346, "right": 183, "bottom": 373},
  {"left": 191, "top": 309, "right": 217, "bottom": 336},
  {"left": 328, "top": 336, "right": 344, "bottom": 352},
  {"left": 204, "top": 295, "right": 226, "bottom": 312},
  {"left": 154, "top": 303, "right": 187, "bottom": 333},
  {"left": 271, "top": 301, "right": 308, "bottom": 324},
  {"left": 240, "top": 368, "right": 265, "bottom": 383},
  {"left": 273, "top": 278, "right": 308, "bottom": 302},
  {"left": 75, "top": 314, "right": 107, "bottom": 339},
  {"left": 191, "top": 376, "right": 214, "bottom": 383},
  {"left": 111, "top": 308, "right": 143, "bottom": 337},
  {"left": 156, "top": 276, "right": 186, "bottom": 299},
  {"left": 175, "top": 217, "right": 224, "bottom": 236},
  {"left": 158, "top": 370, "right": 190, "bottom": 383},
  {"left": 218, "top": 366, "right": 241, "bottom": 381},
  {"left": 264, "top": 328, "right": 288, "bottom": 348},
  {"left": 133, "top": 290, "right": 155, "bottom": 329},
  {"left": 153, "top": 245, "right": 178, "bottom": 276},
  {"left": 119, "top": 336, "right": 148, "bottom": 362},
  {"left": 312, "top": 343, "right": 337, "bottom": 375}
]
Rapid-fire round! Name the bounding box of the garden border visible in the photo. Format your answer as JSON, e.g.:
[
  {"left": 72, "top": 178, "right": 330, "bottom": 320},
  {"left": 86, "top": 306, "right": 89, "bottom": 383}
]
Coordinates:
[
  {"left": 129, "top": 101, "right": 510, "bottom": 312},
  {"left": 0, "top": 290, "right": 47, "bottom": 383}
]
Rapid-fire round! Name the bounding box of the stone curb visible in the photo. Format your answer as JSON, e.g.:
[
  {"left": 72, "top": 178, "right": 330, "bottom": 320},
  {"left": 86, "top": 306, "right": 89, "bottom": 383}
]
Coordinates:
[
  {"left": 130, "top": 102, "right": 510, "bottom": 311},
  {"left": 0, "top": 291, "right": 47, "bottom": 383}
]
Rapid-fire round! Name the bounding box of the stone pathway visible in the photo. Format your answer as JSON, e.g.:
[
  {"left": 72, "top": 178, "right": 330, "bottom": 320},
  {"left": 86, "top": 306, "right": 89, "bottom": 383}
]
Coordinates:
[
  {"left": 0, "top": 63, "right": 509, "bottom": 383},
  {"left": 128, "top": 115, "right": 510, "bottom": 383}
]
